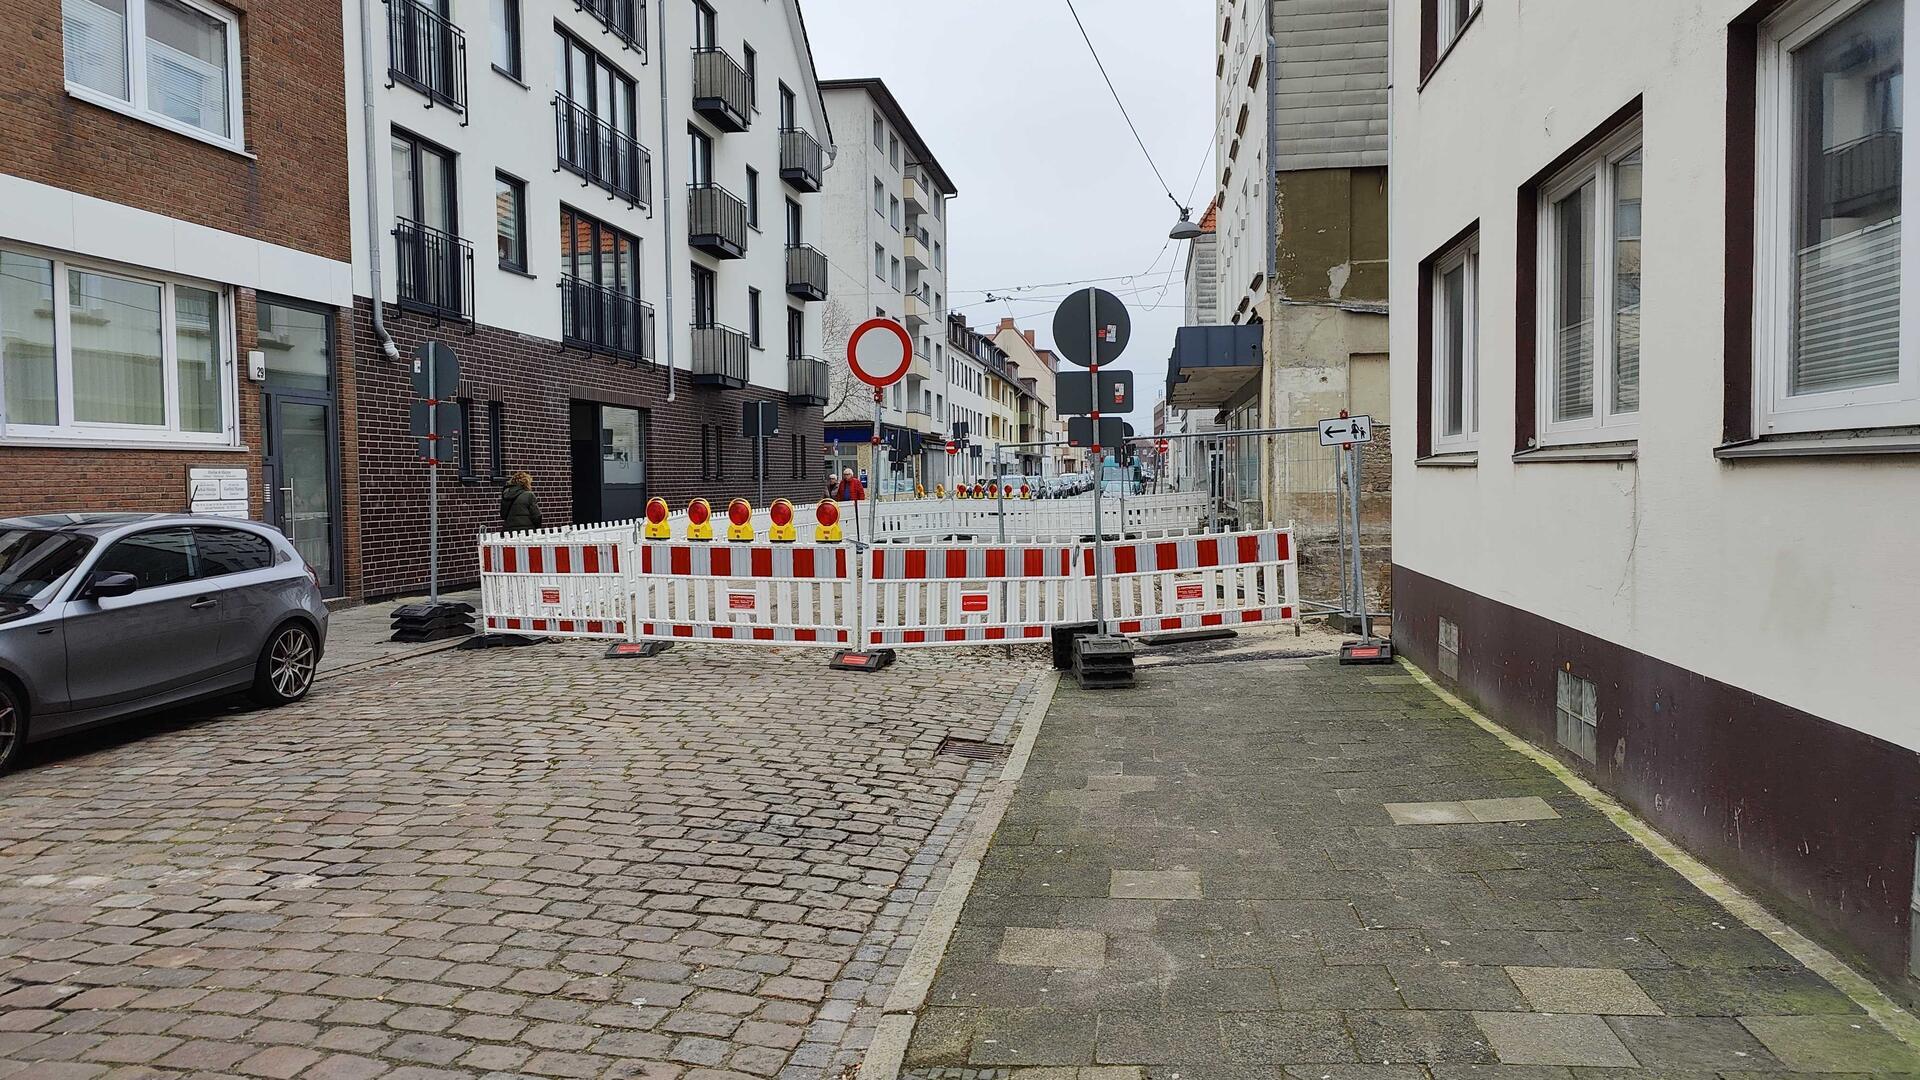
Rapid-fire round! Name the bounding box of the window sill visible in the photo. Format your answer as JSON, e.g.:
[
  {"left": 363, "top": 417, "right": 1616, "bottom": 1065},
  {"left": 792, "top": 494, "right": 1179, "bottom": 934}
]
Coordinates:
[
  {"left": 0, "top": 436, "right": 250, "bottom": 453},
  {"left": 498, "top": 263, "right": 536, "bottom": 279},
  {"left": 1417, "top": 5, "right": 1482, "bottom": 91},
  {"left": 1514, "top": 442, "right": 1638, "bottom": 464},
  {"left": 492, "top": 65, "right": 529, "bottom": 89},
  {"left": 1715, "top": 431, "right": 1920, "bottom": 460},
  {"left": 67, "top": 83, "right": 253, "bottom": 159},
  {"left": 1416, "top": 451, "right": 1478, "bottom": 468}
]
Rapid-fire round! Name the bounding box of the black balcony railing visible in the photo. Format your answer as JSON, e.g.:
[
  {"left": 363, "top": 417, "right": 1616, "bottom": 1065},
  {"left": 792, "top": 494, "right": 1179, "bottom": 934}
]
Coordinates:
[
  {"left": 576, "top": 0, "right": 645, "bottom": 53},
  {"left": 691, "top": 46, "right": 750, "bottom": 132},
  {"left": 785, "top": 244, "right": 828, "bottom": 302},
  {"left": 779, "top": 128, "right": 823, "bottom": 192},
  {"left": 691, "top": 323, "right": 750, "bottom": 387},
  {"left": 560, "top": 275, "right": 654, "bottom": 362},
  {"left": 386, "top": 0, "right": 467, "bottom": 116},
  {"left": 787, "top": 355, "right": 828, "bottom": 406},
  {"left": 555, "top": 96, "right": 652, "bottom": 207},
  {"left": 1826, "top": 129, "right": 1902, "bottom": 218},
  {"left": 393, "top": 217, "right": 473, "bottom": 325},
  {"left": 687, "top": 183, "right": 748, "bottom": 258}
]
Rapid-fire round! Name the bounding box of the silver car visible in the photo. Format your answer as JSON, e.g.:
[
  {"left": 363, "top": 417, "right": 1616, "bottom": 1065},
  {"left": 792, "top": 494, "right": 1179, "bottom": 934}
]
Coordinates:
[{"left": 0, "top": 513, "right": 328, "bottom": 772}]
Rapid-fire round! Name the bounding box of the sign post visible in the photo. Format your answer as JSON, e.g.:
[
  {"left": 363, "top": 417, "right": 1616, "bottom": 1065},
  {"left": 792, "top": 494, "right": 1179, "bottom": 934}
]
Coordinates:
[
  {"left": 1323, "top": 412, "right": 1391, "bottom": 664},
  {"left": 835, "top": 317, "right": 913, "bottom": 673},
  {"left": 1053, "top": 289, "right": 1134, "bottom": 685},
  {"left": 392, "top": 341, "right": 474, "bottom": 643}
]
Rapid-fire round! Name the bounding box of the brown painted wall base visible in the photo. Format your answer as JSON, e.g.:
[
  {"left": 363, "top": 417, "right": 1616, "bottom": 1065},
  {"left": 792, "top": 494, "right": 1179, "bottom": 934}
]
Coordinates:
[{"left": 1392, "top": 563, "right": 1920, "bottom": 999}]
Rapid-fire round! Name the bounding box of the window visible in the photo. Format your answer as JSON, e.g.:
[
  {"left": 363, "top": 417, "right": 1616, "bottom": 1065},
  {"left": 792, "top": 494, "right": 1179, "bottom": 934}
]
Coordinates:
[
  {"left": 743, "top": 43, "right": 757, "bottom": 110},
  {"left": 1436, "top": 0, "right": 1479, "bottom": 54},
  {"left": 778, "top": 82, "right": 795, "bottom": 129},
  {"left": 489, "top": 0, "right": 520, "bottom": 79},
  {"left": 745, "top": 166, "right": 760, "bottom": 228},
  {"left": 872, "top": 111, "right": 883, "bottom": 149},
  {"left": 874, "top": 243, "right": 886, "bottom": 281},
  {"left": 691, "top": 263, "right": 716, "bottom": 324},
  {"left": 890, "top": 195, "right": 901, "bottom": 231},
  {"left": 700, "top": 424, "right": 713, "bottom": 479},
  {"left": 935, "top": 195, "right": 944, "bottom": 222},
  {"left": 748, "top": 287, "right": 763, "bottom": 348},
  {"left": 1754, "top": 0, "right": 1917, "bottom": 433},
  {"left": 874, "top": 177, "right": 885, "bottom": 216},
  {"left": 787, "top": 305, "right": 803, "bottom": 359},
  {"left": 0, "top": 249, "right": 232, "bottom": 443},
  {"left": 889, "top": 133, "right": 900, "bottom": 168},
  {"left": 495, "top": 172, "right": 527, "bottom": 272},
  {"left": 62, "top": 0, "right": 244, "bottom": 148},
  {"left": 689, "top": 127, "right": 713, "bottom": 185},
  {"left": 891, "top": 257, "right": 902, "bottom": 290},
  {"left": 693, "top": 0, "right": 715, "bottom": 49},
  {"left": 488, "top": 401, "right": 506, "bottom": 482},
  {"left": 934, "top": 240, "right": 944, "bottom": 270},
  {"left": 560, "top": 207, "right": 643, "bottom": 356},
  {"left": 93, "top": 527, "right": 196, "bottom": 590},
  {"left": 458, "top": 397, "right": 477, "bottom": 481},
  {"left": 1535, "top": 122, "right": 1642, "bottom": 443},
  {"left": 785, "top": 198, "right": 803, "bottom": 247},
  {"left": 392, "top": 129, "right": 457, "bottom": 234},
  {"left": 1430, "top": 233, "right": 1480, "bottom": 452},
  {"left": 561, "top": 207, "right": 640, "bottom": 296},
  {"left": 556, "top": 30, "right": 641, "bottom": 202},
  {"left": 193, "top": 527, "right": 270, "bottom": 576}
]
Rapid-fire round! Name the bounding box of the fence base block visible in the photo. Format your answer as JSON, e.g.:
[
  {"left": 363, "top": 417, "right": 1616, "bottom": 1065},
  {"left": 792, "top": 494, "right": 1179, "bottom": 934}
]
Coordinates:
[
  {"left": 1073, "top": 634, "right": 1137, "bottom": 690},
  {"left": 1141, "top": 628, "right": 1239, "bottom": 646},
  {"left": 1338, "top": 638, "right": 1395, "bottom": 665},
  {"left": 830, "top": 649, "right": 897, "bottom": 673},
  {"left": 606, "top": 641, "right": 672, "bottom": 659},
  {"left": 1051, "top": 623, "right": 1097, "bottom": 670}
]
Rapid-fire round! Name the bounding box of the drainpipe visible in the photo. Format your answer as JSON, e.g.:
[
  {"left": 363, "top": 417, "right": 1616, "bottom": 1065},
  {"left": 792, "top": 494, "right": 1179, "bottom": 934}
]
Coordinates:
[
  {"left": 656, "top": 0, "right": 678, "bottom": 401},
  {"left": 358, "top": 0, "right": 400, "bottom": 361}
]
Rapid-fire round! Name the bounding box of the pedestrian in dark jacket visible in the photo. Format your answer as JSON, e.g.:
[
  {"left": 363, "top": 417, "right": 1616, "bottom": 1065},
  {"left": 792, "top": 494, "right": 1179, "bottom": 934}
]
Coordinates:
[{"left": 501, "top": 471, "right": 542, "bottom": 532}]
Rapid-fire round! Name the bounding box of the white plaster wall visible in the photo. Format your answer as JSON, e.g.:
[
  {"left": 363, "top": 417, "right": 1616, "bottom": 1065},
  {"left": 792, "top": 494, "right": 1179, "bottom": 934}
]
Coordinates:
[
  {"left": 1388, "top": 0, "right": 1920, "bottom": 751},
  {"left": 1216, "top": 0, "right": 1269, "bottom": 321}
]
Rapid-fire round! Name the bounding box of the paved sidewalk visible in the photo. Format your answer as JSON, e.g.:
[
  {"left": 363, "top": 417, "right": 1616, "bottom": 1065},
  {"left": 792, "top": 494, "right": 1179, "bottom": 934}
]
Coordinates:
[
  {"left": 900, "top": 656, "right": 1920, "bottom": 1077},
  {"left": 317, "top": 590, "right": 481, "bottom": 680}
]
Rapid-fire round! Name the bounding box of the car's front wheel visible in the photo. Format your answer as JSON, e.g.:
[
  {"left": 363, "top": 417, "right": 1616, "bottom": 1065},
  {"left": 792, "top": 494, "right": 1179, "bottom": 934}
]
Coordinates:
[
  {"left": 0, "top": 682, "right": 25, "bottom": 773},
  {"left": 251, "top": 621, "right": 318, "bottom": 706}
]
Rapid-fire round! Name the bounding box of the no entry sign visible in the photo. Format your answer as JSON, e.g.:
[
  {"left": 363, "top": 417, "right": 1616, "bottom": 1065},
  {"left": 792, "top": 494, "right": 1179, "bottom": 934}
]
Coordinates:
[{"left": 847, "top": 318, "right": 912, "bottom": 388}]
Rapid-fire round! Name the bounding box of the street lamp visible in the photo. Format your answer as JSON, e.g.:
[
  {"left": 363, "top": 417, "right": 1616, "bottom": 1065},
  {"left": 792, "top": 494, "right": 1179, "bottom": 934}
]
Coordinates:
[{"left": 1168, "top": 208, "right": 1204, "bottom": 240}]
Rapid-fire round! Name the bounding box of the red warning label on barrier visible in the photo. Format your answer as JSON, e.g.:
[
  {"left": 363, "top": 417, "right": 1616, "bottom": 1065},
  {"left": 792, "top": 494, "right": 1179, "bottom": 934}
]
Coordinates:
[
  {"left": 961, "top": 593, "right": 990, "bottom": 613},
  {"left": 540, "top": 588, "right": 562, "bottom": 605},
  {"left": 1176, "top": 583, "right": 1205, "bottom": 601},
  {"left": 728, "top": 592, "right": 756, "bottom": 611}
]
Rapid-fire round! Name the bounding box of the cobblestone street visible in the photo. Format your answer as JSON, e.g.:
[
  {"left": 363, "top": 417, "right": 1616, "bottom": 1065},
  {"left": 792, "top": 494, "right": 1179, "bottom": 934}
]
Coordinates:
[{"left": 0, "top": 642, "right": 1049, "bottom": 1080}]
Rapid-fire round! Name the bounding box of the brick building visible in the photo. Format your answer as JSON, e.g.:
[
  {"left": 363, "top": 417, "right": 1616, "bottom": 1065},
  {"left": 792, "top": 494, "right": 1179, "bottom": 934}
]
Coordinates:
[
  {"left": 346, "top": 0, "right": 837, "bottom": 599},
  {"left": 0, "top": 0, "right": 360, "bottom": 597}
]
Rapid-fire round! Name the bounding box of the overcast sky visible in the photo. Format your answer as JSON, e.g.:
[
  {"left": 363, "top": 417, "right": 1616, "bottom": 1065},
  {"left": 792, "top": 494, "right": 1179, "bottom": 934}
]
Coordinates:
[{"left": 802, "top": 0, "right": 1215, "bottom": 427}]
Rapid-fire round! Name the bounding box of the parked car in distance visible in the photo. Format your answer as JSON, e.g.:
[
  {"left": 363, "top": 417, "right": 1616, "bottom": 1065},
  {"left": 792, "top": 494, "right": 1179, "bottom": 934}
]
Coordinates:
[{"left": 0, "top": 514, "right": 328, "bottom": 772}]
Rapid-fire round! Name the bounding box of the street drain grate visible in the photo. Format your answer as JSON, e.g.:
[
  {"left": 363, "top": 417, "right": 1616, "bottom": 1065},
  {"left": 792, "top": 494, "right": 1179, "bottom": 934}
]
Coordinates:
[{"left": 935, "top": 736, "right": 1012, "bottom": 764}]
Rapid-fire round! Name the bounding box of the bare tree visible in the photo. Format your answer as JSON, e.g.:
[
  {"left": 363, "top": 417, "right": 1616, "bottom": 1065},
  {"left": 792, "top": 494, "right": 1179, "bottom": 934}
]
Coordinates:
[{"left": 821, "top": 298, "right": 866, "bottom": 419}]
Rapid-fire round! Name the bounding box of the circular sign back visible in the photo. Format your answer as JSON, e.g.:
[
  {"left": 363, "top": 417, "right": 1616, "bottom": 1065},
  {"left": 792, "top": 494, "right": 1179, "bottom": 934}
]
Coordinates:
[{"left": 847, "top": 318, "right": 913, "bottom": 388}]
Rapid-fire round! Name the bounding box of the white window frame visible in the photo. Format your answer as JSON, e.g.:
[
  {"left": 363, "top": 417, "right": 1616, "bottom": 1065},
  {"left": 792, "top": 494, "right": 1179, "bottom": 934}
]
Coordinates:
[
  {"left": 1755, "top": 0, "right": 1920, "bottom": 434},
  {"left": 1535, "top": 120, "right": 1644, "bottom": 445},
  {"left": 64, "top": 0, "right": 248, "bottom": 154},
  {"left": 1436, "top": 0, "right": 1481, "bottom": 54},
  {"left": 1430, "top": 233, "right": 1480, "bottom": 453},
  {"left": 0, "top": 245, "right": 238, "bottom": 447}
]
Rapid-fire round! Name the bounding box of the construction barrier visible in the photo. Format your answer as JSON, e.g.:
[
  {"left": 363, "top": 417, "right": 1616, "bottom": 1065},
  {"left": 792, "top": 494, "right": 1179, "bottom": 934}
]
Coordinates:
[
  {"left": 1093, "top": 531, "right": 1299, "bottom": 636},
  {"left": 864, "top": 542, "right": 1086, "bottom": 648},
  {"left": 630, "top": 541, "right": 856, "bottom": 646},
  {"left": 478, "top": 538, "right": 629, "bottom": 639}
]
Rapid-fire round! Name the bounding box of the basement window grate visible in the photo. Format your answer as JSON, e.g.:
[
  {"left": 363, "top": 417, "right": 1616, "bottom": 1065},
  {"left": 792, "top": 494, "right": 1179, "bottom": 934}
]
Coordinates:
[
  {"left": 1555, "top": 669, "right": 1599, "bottom": 764},
  {"left": 935, "top": 736, "right": 1012, "bottom": 764}
]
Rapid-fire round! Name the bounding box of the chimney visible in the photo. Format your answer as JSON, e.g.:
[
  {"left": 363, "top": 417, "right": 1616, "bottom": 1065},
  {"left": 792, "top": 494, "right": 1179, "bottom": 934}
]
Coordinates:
[
  {"left": 997, "top": 317, "right": 1016, "bottom": 333},
  {"left": 1023, "top": 330, "right": 1035, "bottom": 347}
]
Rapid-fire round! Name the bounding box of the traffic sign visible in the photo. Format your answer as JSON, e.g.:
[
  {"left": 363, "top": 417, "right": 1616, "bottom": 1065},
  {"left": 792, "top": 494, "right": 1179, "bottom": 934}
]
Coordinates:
[
  {"left": 1067, "top": 416, "right": 1126, "bottom": 448},
  {"left": 1318, "top": 413, "right": 1374, "bottom": 446},
  {"left": 847, "top": 318, "right": 912, "bottom": 387},
  {"left": 945, "top": 440, "right": 958, "bottom": 455},
  {"left": 742, "top": 400, "right": 780, "bottom": 438},
  {"left": 410, "top": 340, "right": 460, "bottom": 400},
  {"left": 1057, "top": 369, "right": 1132, "bottom": 416},
  {"left": 1052, "top": 288, "right": 1131, "bottom": 368}
]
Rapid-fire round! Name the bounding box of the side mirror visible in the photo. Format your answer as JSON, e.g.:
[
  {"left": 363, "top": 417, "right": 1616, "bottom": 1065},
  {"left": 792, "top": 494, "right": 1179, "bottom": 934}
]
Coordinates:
[{"left": 79, "top": 571, "right": 138, "bottom": 601}]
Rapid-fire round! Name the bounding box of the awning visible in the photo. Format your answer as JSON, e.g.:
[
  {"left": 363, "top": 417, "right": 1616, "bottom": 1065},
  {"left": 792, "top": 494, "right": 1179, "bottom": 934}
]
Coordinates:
[{"left": 1164, "top": 324, "right": 1262, "bottom": 409}]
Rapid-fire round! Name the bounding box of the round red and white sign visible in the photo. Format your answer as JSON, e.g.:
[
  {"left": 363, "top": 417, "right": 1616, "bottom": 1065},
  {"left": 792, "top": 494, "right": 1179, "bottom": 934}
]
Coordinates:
[{"left": 847, "top": 318, "right": 912, "bottom": 388}]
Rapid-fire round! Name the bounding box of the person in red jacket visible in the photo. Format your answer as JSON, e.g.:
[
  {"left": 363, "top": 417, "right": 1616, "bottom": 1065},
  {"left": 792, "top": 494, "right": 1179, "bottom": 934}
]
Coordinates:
[{"left": 835, "top": 468, "right": 866, "bottom": 502}]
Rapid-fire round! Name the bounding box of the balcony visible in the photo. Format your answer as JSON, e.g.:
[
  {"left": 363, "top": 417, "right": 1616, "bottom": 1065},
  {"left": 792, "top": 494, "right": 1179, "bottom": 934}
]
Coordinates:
[
  {"left": 785, "top": 244, "right": 828, "bottom": 302},
  {"left": 393, "top": 217, "right": 474, "bottom": 326},
  {"left": 555, "top": 97, "right": 652, "bottom": 208},
  {"left": 786, "top": 355, "right": 828, "bottom": 406},
  {"left": 904, "top": 291, "right": 929, "bottom": 330},
  {"left": 904, "top": 234, "right": 929, "bottom": 271},
  {"left": 386, "top": 0, "right": 467, "bottom": 116},
  {"left": 779, "top": 128, "right": 824, "bottom": 192},
  {"left": 691, "top": 323, "right": 749, "bottom": 387},
  {"left": 908, "top": 352, "right": 932, "bottom": 380},
  {"left": 577, "top": 0, "right": 645, "bottom": 54},
  {"left": 903, "top": 175, "right": 928, "bottom": 216},
  {"left": 560, "top": 275, "right": 655, "bottom": 363},
  {"left": 691, "top": 46, "right": 751, "bottom": 132},
  {"left": 687, "top": 183, "right": 747, "bottom": 258},
  {"left": 905, "top": 405, "right": 932, "bottom": 434}
]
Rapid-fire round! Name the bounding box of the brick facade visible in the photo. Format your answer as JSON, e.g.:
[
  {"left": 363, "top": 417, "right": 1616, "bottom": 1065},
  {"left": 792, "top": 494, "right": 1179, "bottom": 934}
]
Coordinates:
[{"left": 354, "top": 301, "right": 829, "bottom": 599}]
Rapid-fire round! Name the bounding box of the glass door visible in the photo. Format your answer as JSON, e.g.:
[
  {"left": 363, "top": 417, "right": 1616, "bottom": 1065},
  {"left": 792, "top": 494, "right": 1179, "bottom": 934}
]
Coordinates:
[{"left": 258, "top": 299, "right": 342, "bottom": 597}]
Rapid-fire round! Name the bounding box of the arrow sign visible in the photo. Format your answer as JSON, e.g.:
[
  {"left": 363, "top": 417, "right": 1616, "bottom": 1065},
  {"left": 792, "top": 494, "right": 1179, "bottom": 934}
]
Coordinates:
[{"left": 1318, "top": 413, "right": 1374, "bottom": 446}]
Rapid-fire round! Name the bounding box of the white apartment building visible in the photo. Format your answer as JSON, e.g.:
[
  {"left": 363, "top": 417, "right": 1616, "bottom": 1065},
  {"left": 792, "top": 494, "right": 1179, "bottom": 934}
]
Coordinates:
[
  {"left": 993, "top": 318, "right": 1064, "bottom": 476},
  {"left": 815, "top": 77, "right": 957, "bottom": 487},
  {"left": 343, "top": 0, "right": 834, "bottom": 591},
  {"left": 943, "top": 313, "right": 1023, "bottom": 483},
  {"left": 1392, "top": 0, "right": 1920, "bottom": 987},
  {"left": 1214, "top": 0, "right": 1269, "bottom": 326}
]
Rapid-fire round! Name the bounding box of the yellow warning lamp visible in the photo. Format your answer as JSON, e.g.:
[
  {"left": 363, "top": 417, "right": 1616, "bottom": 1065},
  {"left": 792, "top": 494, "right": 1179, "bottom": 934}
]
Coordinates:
[
  {"left": 934, "top": 483, "right": 945, "bottom": 498},
  {"left": 1020, "top": 483, "right": 1031, "bottom": 500},
  {"left": 643, "top": 497, "right": 672, "bottom": 540},
  {"left": 685, "top": 498, "right": 714, "bottom": 541},
  {"left": 726, "top": 498, "right": 755, "bottom": 542},
  {"left": 814, "top": 499, "right": 843, "bottom": 543},
  {"left": 915, "top": 483, "right": 925, "bottom": 498},
  {"left": 972, "top": 483, "right": 986, "bottom": 499},
  {"left": 768, "top": 499, "right": 797, "bottom": 543}
]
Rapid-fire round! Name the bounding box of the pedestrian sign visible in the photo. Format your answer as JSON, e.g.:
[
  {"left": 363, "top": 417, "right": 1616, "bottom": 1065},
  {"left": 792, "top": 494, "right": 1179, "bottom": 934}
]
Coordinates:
[{"left": 1318, "top": 414, "right": 1374, "bottom": 446}]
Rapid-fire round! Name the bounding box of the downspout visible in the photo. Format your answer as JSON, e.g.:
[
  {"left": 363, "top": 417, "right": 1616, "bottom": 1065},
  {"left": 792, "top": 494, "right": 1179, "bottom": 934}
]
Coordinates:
[
  {"left": 656, "top": 0, "right": 677, "bottom": 401},
  {"left": 358, "top": 0, "right": 400, "bottom": 360}
]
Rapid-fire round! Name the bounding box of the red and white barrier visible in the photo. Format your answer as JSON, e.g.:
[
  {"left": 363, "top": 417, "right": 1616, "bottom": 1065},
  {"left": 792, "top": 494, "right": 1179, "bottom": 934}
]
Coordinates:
[
  {"left": 630, "top": 542, "right": 856, "bottom": 646},
  {"left": 1091, "top": 531, "right": 1298, "bottom": 636},
  {"left": 864, "top": 543, "right": 1087, "bottom": 648},
  {"left": 479, "top": 540, "right": 629, "bottom": 638}
]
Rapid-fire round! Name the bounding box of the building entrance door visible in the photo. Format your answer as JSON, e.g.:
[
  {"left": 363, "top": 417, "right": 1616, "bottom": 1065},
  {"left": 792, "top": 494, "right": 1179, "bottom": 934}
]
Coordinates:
[
  {"left": 258, "top": 299, "right": 343, "bottom": 598},
  {"left": 568, "top": 402, "right": 648, "bottom": 524}
]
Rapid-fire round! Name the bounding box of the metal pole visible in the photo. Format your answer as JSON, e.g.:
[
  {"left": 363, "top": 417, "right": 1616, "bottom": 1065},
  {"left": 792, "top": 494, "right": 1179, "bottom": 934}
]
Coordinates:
[
  {"left": 426, "top": 356, "right": 439, "bottom": 604},
  {"left": 993, "top": 443, "right": 1007, "bottom": 540},
  {"left": 1349, "top": 440, "right": 1370, "bottom": 640},
  {"left": 1087, "top": 301, "right": 1106, "bottom": 635},
  {"left": 756, "top": 435, "right": 765, "bottom": 508}
]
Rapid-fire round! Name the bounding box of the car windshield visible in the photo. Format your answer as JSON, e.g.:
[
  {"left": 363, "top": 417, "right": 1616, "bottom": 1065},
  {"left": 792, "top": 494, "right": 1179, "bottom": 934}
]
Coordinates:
[{"left": 0, "top": 530, "right": 94, "bottom": 606}]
